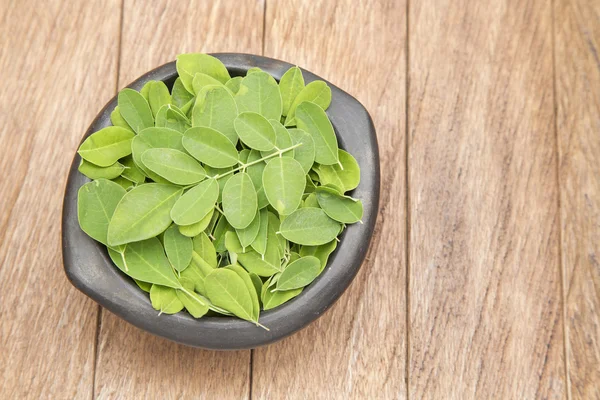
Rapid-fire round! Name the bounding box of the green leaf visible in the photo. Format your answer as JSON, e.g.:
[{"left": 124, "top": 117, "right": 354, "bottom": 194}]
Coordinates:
[
  {"left": 192, "top": 232, "right": 218, "bottom": 268},
  {"left": 315, "top": 187, "right": 363, "bottom": 223},
  {"left": 177, "top": 208, "right": 214, "bottom": 237},
  {"left": 176, "top": 53, "right": 230, "bottom": 92},
  {"left": 176, "top": 279, "right": 209, "bottom": 318},
  {"left": 295, "top": 102, "right": 339, "bottom": 165},
  {"left": 275, "top": 256, "right": 320, "bottom": 291},
  {"left": 250, "top": 208, "right": 268, "bottom": 255},
  {"left": 225, "top": 264, "right": 260, "bottom": 320},
  {"left": 163, "top": 224, "right": 193, "bottom": 272},
  {"left": 179, "top": 261, "right": 208, "bottom": 295},
  {"left": 314, "top": 149, "right": 360, "bottom": 192},
  {"left": 150, "top": 285, "right": 184, "bottom": 314},
  {"left": 78, "top": 127, "right": 134, "bottom": 167},
  {"left": 110, "top": 106, "right": 133, "bottom": 131},
  {"left": 249, "top": 272, "right": 263, "bottom": 305},
  {"left": 147, "top": 81, "right": 171, "bottom": 117},
  {"left": 279, "top": 207, "right": 341, "bottom": 246},
  {"left": 303, "top": 192, "right": 320, "bottom": 208},
  {"left": 131, "top": 127, "right": 185, "bottom": 182},
  {"left": 237, "top": 249, "right": 280, "bottom": 277},
  {"left": 191, "top": 73, "right": 228, "bottom": 95},
  {"left": 139, "top": 81, "right": 152, "bottom": 102},
  {"left": 155, "top": 104, "right": 190, "bottom": 133},
  {"left": 261, "top": 119, "right": 294, "bottom": 158},
  {"left": 204, "top": 268, "right": 256, "bottom": 322},
  {"left": 267, "top": 212, "right": 286, "bottom": 256},
  {"left": 225, "top": 76, "right": 242, "bottom": 95},
  {"left": 171, "top": 77, "right": 195, "bottom": 108},
  {"left": 121, "top": 237, "right": 181, "bottom": 288},
  {"left": 111, "top": 176, "right": 134, "bottom": 190},
  {"left": 192, "top": 85, "right": 238, "bottom": 144},
  {"left": 120, "top": 155, "right": 145, "bottom": 184},
  {"left": 170, "top": 178, "right": 218, "bottom": 225},
  {"left": 183, "top": 127, "right": 238, "bottom": 168},
  {"left": 78, "top": 159, "right": 124, "bottom": 180},
  {"left": 212, "top": 215, "right": 232, "bottom": 253},
  {"left": 77, "top": 179, "right": 126, "bottom": 245},
  {"left": 225, "top": 230, "right": 245, "bottom": 254},
  {"left": 284, "top": 80, "right": 331, "bottom": 126},
  {"left": 234, "top": 112, "right": 276, "bottom": 151},
  {"left": 246, "top": 150, "right": 269, "bottom": 208},
  {"left": 279, "top": 66, "right": 305, "bottom": 116},
  {"left": 288, "top": 128, "right": 315, "bottom": 173},
  {"left": 247, "top": 67, "right": 263, "bottom": 75},
  {"left": 222, "top": 172, "right": 257, "bottom": 229},
  {"left": 117, "top": 88, "right": 154, "bottom": 132},
  {"left": 262, "top": 157, "right": 306, "bottom": 215},
  {"left": 235, "top": 71, "right": 282, "bottom": 121},
  {"left": 261, "top": 282, "right": 302, "bottom": 310},
  {"left": 107, "top": 184, "right": 183, "bottom": 246},
  {"left": 299, "top": 239, "right": 338, "bottom": 273},
  {"left": 134, "top": 279, "right": 152, "bottom": 293},
  {"left": 236, "top": 209, "right": 261, "bottom": 250},
  {"left": 141, "top": 148, "right": 206, "bottom": 185}
]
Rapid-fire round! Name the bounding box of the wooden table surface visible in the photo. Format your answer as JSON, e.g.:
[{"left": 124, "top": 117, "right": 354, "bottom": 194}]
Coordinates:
[{"left": 1, "top": 0, "right": 599, "bottom": 398}]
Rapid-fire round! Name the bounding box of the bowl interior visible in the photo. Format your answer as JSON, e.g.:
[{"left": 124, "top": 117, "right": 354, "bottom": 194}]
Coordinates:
[{"left": 62, "top": 53, "right": 380, "bottom": 349}]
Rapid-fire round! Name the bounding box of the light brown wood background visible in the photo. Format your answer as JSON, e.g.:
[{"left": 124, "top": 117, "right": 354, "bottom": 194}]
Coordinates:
[{"left": 0, "top": 0, "right": 597, "bottom": 398}]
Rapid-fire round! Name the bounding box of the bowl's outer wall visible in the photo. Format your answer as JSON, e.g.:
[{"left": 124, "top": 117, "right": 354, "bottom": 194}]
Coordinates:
[{"left": 62, "top": 53, "right": 380, "bottom": 350}]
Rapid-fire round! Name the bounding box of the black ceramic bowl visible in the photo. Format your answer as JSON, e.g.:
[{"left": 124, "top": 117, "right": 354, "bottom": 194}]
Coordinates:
[{"left": 62, "top": 53, "right": 380, "bottom": 350}]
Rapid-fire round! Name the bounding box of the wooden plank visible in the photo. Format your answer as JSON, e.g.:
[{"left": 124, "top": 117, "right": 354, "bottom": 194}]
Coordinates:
[
  {"left": 253, "top": 1, "right": 407, "bottom": 398},
  {"left": 555, "top": 0, "right": 600, "bottom": 397},
  {"left": 0, "top": 0, "right": 121, "bottom": 398},
  {"left": 408, "top": 0, "right": 565, "bottom": 398},
  {"left": 93, "top": 1, "right": 263, "bottom": 398}
]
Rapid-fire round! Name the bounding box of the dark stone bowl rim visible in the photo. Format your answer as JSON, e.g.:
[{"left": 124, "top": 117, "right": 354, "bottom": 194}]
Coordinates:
[{"left": 62, "top": 53, "right": 380, "bottom": 350}]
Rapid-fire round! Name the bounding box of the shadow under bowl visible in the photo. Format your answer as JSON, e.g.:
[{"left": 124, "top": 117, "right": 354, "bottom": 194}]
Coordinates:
[{"left": 62, "top": 53, "right": 380, "bottom": 350}]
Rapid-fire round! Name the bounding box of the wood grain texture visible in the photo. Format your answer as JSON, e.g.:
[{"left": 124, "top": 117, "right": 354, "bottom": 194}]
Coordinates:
[
  {"left": 555, "top": 0, "right": 600, "bottom": 397},
  {"left": 0, "top": 0, "right": 121, "bottom": 398},
  {"left": 93, "top": 1, "right": 263, "bottom": 398},
  {"left": 408, "top": 0, "right": 565, "bottom": 398},
  {"left": 253, "top": 1, "right": 407, "bottom": 398}
]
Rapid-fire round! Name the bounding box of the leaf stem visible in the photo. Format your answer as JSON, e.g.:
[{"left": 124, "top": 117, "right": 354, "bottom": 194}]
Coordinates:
[{"left": 212, "top": 143, "right": 302, "bottom": 180}]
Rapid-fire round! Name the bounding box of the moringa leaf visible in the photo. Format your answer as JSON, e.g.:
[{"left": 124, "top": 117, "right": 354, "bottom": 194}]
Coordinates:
[
  {"left": 163, "top": 224, "right": 193, "bottom": 272},
  {"left": 147, "top": 81, "right": 171, "bottom": 117},
  {"left": 250, "top": 208, "right": 268, "bottom": 255},
  {"left": 142, "top": 148, "right": 206, "bottom": 185},
  {"left": 285, "top": 80, "right": 331, "bottom": 126},
  {"left": 183, "top": 127, "right": 238, "bottom": 168},
  {"left": 235, "top": 71, "right": 282, "bottom": 121},
  {"left": 77, "top": 179, "right": 126, "bottom": 245},
  {"left": 170, "top": 178, "right": 218, "bottom": 225},
  {"left": 279, "top": 207, "right": 341, "bottom": 246},
  {"left": 192, "top": 85, "right": 238, "bottom": 144},
  {"left": 155, "top": 104, "right": 190, "bottom": 133},
  {"left": 288, "top": 128, "right": 315, "bottom": 173},
  {"left": 262, "top": 283, "right": 302, "bottom": 310},
  {"left": 261, "top": 119, "right": 294, "bottom": 158},
  {"left": 111, "top": 176, "right": 134, "bottom": 191},
  {"left": 279, "top": 66, "right": 305, "bottom": 116},
  {"left": 131, "top": 127, "right": 185, "bottom": 183},
  {"left": 107, "top": 184, "right": 183, "bottom": 246},
  {"left": 176, "top": 278, "right": 209, "bottom": 318},
  {"left": 191, "top": 73, "right": 228, "bottom": 95},
  {"left": 78, "top": 127, "right": 134, "bottom": 167},
  {"left": 225, "top": 76, "right": 242, "bottom": 95},
  {"left": 121, "top": 237, "right": 181, "bottom": 288},
  {"left": 171, "top": 77, "right": 195, "bottom": 109},
  {"left": 314, "top": 149, "right": 360, "bottom": 192},
  {"left": 262, "top": 157, "right": 306, "bottom": 215},
  {"left": 177, "top": 208, "right": 214, "bottom": 237},
  {"left": 234, "top": 112, "right": 276, "bottom": 151},
  {"left": 78, "top": 159, "right": 124, "bottom": 180},
  {"left": 110, "top": 106, "right": 133, "bottom": 132},
  {"left": 275, "top": 256, "right": 320, "bottom": 291},
  {"left": 176, "top": 53, "right": 231, "bottom": 92},
  {"left": 236, "top": 209, "right": 261, "bottom": 250},
  {"left": 204, "top": 268, "right": 256, "bottom": 322},
  {"left": 225, "top": 264, "right": 260, "bottom": 320},
  {"left": 193, "top": 232, "right": 218, "bottom": 268},
  {"left": 118, "top": 88, "right": 154, "bottom": 132},
  {"left": 295, "top": 101, "right": 339, "bottom": 165},
  {"left": 299, "top": 239, "right": 338, "bottom": 273},
  {"left": 222, "top": 172, "right": 257, "bottom": 229},
  {"left": 150, "top": 285, "right": 184, "bottom": 314},
  {"left": 315, "top": 187, "right": 363, "bottom": 223},
  {"left": 119, "top": 155, "right": 145, "bottom": 184}
]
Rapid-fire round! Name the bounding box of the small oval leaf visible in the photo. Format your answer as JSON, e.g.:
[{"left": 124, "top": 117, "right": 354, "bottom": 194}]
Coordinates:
[
  {"left": 183, "top": 127, "right": 239, "bottom": 168},
  {"left": 279, "top": 207, "right": 341, "bottom": 246}
]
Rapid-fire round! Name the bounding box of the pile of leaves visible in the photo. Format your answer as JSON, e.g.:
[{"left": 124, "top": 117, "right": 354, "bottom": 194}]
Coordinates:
[{"left": 76, "top": 53, "right": 362, "bottom": 328}]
